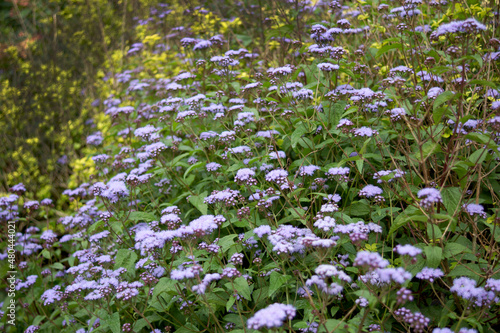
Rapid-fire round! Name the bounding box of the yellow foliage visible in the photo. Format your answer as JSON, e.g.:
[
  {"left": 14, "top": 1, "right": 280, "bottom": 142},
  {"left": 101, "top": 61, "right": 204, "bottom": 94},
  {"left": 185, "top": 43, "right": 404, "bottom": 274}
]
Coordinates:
[
  {"left": 68, "top": 157, "right": 95, "bottom": 189},
  {"left": 191, "top": 9, "right": 221, "bottom": 35},
  {"left": 268, "top": 40, "right": 280, "bottom": 50},
  {"left": 220, "top": 17, "right": 242, "bottom": 34},
  {"left": 143, "top": 34, "right": 162, "bottom": 46}
]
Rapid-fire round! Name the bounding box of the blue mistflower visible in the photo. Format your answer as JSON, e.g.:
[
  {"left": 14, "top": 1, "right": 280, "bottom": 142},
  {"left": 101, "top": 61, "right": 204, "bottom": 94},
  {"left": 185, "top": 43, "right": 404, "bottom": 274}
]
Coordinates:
[{"left": 247, "top": 303, "right": 296, "bottom": 330}]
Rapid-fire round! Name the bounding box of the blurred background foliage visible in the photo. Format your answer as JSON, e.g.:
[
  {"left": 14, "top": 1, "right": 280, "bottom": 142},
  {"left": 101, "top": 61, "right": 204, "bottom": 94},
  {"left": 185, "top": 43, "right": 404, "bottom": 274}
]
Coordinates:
[
  {"left": 0, "top": 0, "right": 311, "bottom": 206},
  {"left": 0, "top": 0, "right": 156, "bottom": 204}
]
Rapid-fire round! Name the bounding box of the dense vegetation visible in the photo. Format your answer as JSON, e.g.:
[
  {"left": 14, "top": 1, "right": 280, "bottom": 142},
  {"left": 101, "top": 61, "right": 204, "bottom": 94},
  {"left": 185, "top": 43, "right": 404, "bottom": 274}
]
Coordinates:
[{"left": 1, "top": 0, "right": 500, "bottom": 332}]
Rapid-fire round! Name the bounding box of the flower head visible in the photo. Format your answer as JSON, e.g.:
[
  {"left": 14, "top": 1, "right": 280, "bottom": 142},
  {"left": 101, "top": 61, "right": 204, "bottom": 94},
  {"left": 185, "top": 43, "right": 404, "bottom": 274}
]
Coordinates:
[{"left": 247, "top": 303, "right": 296, "bottom": 330}]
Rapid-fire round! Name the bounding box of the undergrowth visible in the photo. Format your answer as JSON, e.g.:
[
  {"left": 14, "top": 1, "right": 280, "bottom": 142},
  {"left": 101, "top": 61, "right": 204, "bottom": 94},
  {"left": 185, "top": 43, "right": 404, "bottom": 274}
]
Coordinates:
[{"left": 1, "top": 0, "right": 500, "bottom": 332}]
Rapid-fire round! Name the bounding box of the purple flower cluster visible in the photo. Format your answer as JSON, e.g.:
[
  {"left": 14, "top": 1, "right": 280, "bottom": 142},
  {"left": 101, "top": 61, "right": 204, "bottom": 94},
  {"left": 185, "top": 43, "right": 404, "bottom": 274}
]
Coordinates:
[
  {"left": 450, "top": 277, "right": 499, "bottom": 307},
  {"left": 325, "top": 167, "right": 350, "bottom": 182},
  {"left": 297, "top": 165, "right": 320, "bottom": 176},
  {"left": 393, "top": 307, "right": 430, "bottom": 333},
  {"left": 247, "top": 303, "right": 296, "bottom": 329},
  {"left": 417, "top": 188, "right": 442, "bottom": 208},
  {"left": 416, "top": 267, "right": 444, "bottom": 283},
  {"left": 235, "top": 168, "right": 257, "bottom": 185},
  {"left": 359, "top": 184, "right": 384, "bottom": 202},
  {"left": 462, "top": 203, "right": 487, "bottom": 218},
  {"left": 433, "top": 18, "right": 486, "bottom": 37},
  {"left": 394, "top": 244, "right": 422, "bottom": 257},
  {"left": 204, "top": 189, "right": 241, "bottom": 206},
  {"left": 354, "top": 251, "right": 389, "bottom": 269}
]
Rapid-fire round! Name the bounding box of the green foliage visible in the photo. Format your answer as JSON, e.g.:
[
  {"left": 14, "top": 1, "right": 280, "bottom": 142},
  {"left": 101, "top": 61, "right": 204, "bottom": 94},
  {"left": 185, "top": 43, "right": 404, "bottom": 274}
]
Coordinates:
[{"left": 1, "top": 0, "right": 500, "bottom": 332}]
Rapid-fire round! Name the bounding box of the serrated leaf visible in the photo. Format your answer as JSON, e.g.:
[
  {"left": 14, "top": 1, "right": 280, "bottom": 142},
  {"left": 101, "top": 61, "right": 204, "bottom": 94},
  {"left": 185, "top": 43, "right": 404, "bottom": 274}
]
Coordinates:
[
  {"left": 151, "top": 277, "right": 177, "bottom": 310},
  {"left": 338, "top": 66, "right": 356, "bottom": 80},
  {"left": 424, "top": 246, "right": 442, "bottom": 268},
  {"left": 469, "top": 79, "right": 496, "bottom": 90},
  {"left": 328, "top": 101, "right": 347, "bottom": 128},
  {"left": 448, "top": 264, "right": 480, "bottom": 279},
  {"left": 465, "top": 132, "right": 491, "bottom": 145},
  {"left": 388, "top": 206, "right": 421, "bottom": 237},
  {"left": 50, "top": 263, "right": 65, "bottom": 270},
  {"left": 129, "top": 211, "right": 156, "bottom": 222},
  {"left": 108, "top": 312, "right": 121, "bottom": 333},
  {"left": 41, "top": 249, "right": 51, "bottom": 259},
  {"left": 418, "top": 141, "right": 442, "bottom": 161},
  {"left": 233, "top": 276, "right": 252, "bottom": 300},
  {"left": 114, "top": 249, "right": 137, "bottom": 272},
  {"left": 32, "top": 315, "right": 45, "bottom": 326},
  {"left": 169, "top": 152, "right": 191, "bottom": 167},
  {"left": 349, "top": 201, "right": 370, "bottom": 216},
  {"left": 433, "top": 107, "right": 448, "bottom": 124},
  {"left": 219, "top": 234, "right": 237, "bottom": 253},
  {"left": 444, "top": 243, "right": 471, "bottom": 259},
  {"left": 269, "top": 272, "right": 291, "bottom": 297},
  {"left": 188, "top": 191, "right": 208, "bottom": 215},
  {"left": 427, "top": 223, "right": 442, "bottom": 241},
  {"left": 184, "top": 161, "right": 204, "bottom": 179},
  {"left": 468, "top": 148, "right": 488, "bottom": 165},
  {"left": 227, "top": 163, "right": 244, "bottom": 172},
  {"left": 291, "top": 123, "right": 308, "bottom": 149},
  {"left": 375, "top": 43, "right": 402, "bottom": 58},
  {"left": 226, "top": 295, "right": 236, "bottom": 312},
  {"left": 322, "top": 319, "right": 343, "bottom": 332},
  {"left": 433, "top": 91, "right": 456, "bottom": 112},
  {"left": 441, "top": 187, "right": 462, "bottom": 216},
  {"left": 87, "top": 220, "right": 104, "bottom": 234}
]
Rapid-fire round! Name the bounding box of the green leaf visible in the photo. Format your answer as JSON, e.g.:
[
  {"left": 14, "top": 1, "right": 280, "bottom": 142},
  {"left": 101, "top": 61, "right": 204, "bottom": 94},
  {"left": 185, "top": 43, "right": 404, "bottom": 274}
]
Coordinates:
[
  {"left": 349, "top": 201, "right": 370, "bottom": 216},
  {"left": 448, "top": 264, "right": 480, "bottom": 280},
  {"left": 433, "top": 107, "right": 448, "bottom": 124},
  {"left": 227, "top": 163, "right": 244, "bottom": 172},
  {"left": 465, "top": 132, "right": 491, "bottom": 145},
  {"left": 424, "top": 246, "right": 442, "bottom": 268},
  {"left": 114, "top": 249, "right": 137, "bottom": 272},
  {"left": 419, "top": 141, "right": 442, "bottom": 161},
  {"left": 33, "top": 315, "right": 45, "bottom": 326},
  {"left": 226, "top": 295, "right": 236, "bottom": 312},
  {"left": 188, "top": 191, "right": 208, "bottom": 215},
  {"left": 50, "top": 263, "right": 65, "bottom": 270},
  {"left": 338, "top": 67, "right": 356, "bottom": 80},
  {"left": 444, "top": 243, "right": 471, "bottom": 259},
  {"left": 388, "top": 206, "right": 423, "bottom": 237},
  {"left": 468, "top": 148, "right": 488, "bottom": 165},
  {"left": 469, "top": 79, "right": 497, "bottom": 90},
  {"left": 269, "top": 272, "right": 292, "bottom": 297},
  {"left": 328, "top": 101, "right": 346, "bottom": 127},
  {"left": 108, "top": 312, "right": 121, "bottom": 333},
  {"left": 291, "top": 123, "right": 308, "bottom": 149},
  {"left": 184, "top": 161, "right": 204, "bottom": 179},
  {"left": 170, "top": 152, "right": 191, "bottom": 167},
  {"left": 321, "top": 319, "right": 343, "bottom": 332},
  {"left": 441, "top": 187, "right": 462, "bottom": 216},
  {"left": 433, "top": 91, "right": 456, "bottom": 112},
  {"left": 483, "top": 221, "right": 500, "bottom": 242},
  {"left": 233, "top": 276, "right": 252, "bottom": 300},
  {"left": 87, "top": 220, "right": 104, "bottom": 234},
  {"left": 129, "top": 211, "right": 156, "bottom": 222},
  {"left": 354, "top": 158, "right": 363, "bottom": 174},
  {"left": 219, "top": 234, "right": 237, "bottom": 253},
  {"left": 41, "top": 249, "right": 51, "bottom": 259},
  {"left": 150, "top": 278, "right": 177, "bottom": 311},
  {"left": 375, "top": 43, "right": 402, "bottom": 58},
  {"left": 235, "top": 34, "right": 252, "bottom": 47},
  {"left": 427, "top": 224, "right": 443, "bottom": 241}
]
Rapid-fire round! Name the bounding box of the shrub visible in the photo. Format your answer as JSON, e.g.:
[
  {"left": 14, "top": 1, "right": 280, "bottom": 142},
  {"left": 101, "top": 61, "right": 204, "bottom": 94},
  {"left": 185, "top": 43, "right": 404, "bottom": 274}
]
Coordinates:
[{"left": 1, "top": 0, "right": 500, "bottom": 332}]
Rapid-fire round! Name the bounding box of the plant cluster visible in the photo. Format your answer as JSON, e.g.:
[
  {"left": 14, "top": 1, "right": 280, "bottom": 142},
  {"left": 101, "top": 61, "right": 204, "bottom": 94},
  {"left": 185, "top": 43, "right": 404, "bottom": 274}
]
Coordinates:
[{"left": 1, "top": 0, "right": 500, "bottom": 332}]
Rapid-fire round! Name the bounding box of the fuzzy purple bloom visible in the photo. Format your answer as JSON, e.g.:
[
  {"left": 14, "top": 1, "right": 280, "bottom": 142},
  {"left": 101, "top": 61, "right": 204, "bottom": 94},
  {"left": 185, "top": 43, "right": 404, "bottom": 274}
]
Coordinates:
[{"left": 247, "top": 303, "right": 296, "bottom": 330}]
